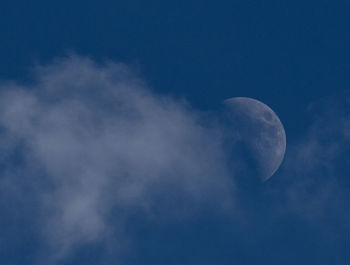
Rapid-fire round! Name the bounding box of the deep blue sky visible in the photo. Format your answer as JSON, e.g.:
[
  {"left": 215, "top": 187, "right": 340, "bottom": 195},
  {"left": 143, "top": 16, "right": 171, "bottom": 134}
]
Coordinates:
[
  {"left": 0, "top": 1, "right": 349, "bottom": 265},
  {"left": 1, "top": 0, "right": 349, "bottom": 134}
]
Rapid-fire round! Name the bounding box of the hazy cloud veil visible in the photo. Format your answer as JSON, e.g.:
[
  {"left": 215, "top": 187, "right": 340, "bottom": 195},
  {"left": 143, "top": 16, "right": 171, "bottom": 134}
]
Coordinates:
[
  {"left": 0, "top": 55, "right": 234, "bottom": 262},
  {"left": 283, "top": 95, "right": 350, "bottom": 222}
]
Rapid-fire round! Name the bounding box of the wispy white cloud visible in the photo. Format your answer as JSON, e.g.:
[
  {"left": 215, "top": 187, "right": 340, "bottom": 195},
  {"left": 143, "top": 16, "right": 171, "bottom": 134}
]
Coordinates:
[
  {"left": 5, "top": 55, "right": 348, "bottom": 265},
  {"left": 0, "top": 55, "right": 234, "bottom": 262},
  {"left": 282, "top": 94, "right": 350, "bottom": 223}
]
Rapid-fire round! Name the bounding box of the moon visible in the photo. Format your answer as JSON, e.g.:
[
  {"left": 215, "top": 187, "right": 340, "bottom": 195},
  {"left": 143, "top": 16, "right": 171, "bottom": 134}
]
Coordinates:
[{"left": 223, "top": 97, "right": 286, "bottom": 182}]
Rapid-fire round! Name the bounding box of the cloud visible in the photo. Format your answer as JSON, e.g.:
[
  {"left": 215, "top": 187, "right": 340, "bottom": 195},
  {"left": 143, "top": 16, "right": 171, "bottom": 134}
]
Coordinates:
[
  {"left": 6, "top": 54, "right": 349, "bottom": 265},
  {"left": 0, "top": 55, "right": 234, "bottom": 262},
  {"left": 282, "top": 94, "right": 350, "bottom": 224}
]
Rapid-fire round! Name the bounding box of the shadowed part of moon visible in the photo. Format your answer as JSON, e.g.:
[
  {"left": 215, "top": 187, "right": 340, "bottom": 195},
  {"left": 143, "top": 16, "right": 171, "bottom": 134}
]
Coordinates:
[{"left": 223, "top": 97, "right": 286, "bottom": 182}]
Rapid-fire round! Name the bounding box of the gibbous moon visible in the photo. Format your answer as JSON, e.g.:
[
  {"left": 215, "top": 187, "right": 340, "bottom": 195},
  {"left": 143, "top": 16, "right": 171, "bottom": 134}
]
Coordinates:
[{"left": 223, "top": 97, "right": 286, "bottom": 182}]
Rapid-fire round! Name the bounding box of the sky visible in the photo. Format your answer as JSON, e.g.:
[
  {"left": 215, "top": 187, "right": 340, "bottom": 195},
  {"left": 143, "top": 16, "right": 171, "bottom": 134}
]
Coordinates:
[{"left": 0, "top": 1, "right": 349, "bottom": 265}]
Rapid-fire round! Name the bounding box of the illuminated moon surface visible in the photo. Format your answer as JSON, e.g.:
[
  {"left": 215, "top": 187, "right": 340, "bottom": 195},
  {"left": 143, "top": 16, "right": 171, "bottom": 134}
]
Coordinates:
[{"left": 223, "top": 97, "right": 286, "bottom": 182}]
